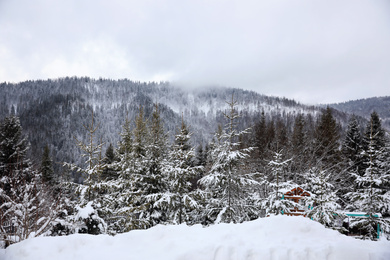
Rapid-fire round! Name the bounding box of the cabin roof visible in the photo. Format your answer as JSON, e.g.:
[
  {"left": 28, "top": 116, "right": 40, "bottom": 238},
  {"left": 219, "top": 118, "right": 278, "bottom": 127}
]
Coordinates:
[{"left": 284, "top": 187, "right": 311, "bottom": 197}]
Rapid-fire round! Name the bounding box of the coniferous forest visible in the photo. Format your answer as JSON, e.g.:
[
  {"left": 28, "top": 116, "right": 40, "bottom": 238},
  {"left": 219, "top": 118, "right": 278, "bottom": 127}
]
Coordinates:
[{"left": 1, "top": 77, "right": 389, "bottom": 248}]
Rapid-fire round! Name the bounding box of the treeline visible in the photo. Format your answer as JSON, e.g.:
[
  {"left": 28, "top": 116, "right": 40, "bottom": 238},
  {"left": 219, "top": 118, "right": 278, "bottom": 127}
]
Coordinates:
[
  {"left": 1, "top": 95, "right": 389, "bottom": 248},
  {"left": 0, "top": 77, "right": 323, "bottom": 178}
]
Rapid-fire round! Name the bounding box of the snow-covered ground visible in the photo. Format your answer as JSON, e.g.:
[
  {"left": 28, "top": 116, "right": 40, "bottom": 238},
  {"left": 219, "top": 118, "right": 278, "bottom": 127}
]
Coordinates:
[{"left": 1, "top": 215, "right": 389, "bottom": 260}]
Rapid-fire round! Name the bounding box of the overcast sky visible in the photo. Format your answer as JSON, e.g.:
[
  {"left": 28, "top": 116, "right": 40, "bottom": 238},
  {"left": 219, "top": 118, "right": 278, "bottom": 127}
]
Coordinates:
[{"left": 0, "top": 0, "right": 389, "bottom": 104}]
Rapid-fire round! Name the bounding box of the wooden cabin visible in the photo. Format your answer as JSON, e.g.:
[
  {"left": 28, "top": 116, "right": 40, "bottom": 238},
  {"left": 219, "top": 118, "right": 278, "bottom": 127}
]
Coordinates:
[{"left": 282, "top": 187, "right": 311, "bottom": 216}]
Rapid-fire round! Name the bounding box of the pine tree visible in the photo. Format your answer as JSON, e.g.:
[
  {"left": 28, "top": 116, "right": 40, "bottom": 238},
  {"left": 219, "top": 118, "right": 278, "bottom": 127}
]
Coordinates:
[
  {"left": 361, "top": 111, "right": 387, "bottom": 176},
  {"left": 199, "top": 95, "right": 258, "bottom": 223},
  {"left": 340, "top": 116, "right": 364, "bottom": 198},
  {"left": 133, "top": 105, "right": 148, "bottom": 159},
  {"left": 101, "top": 143, "right": 117, "bottom": 181},
  {"left": 195, "top": 144, "right": 207, "bottom": 167},
  {"left": 105, "top": 107, "right": 155, "bottom": 233},
  {"left": 156, "top": 118, "right": 200, "bottom": 225},
  {"left": 275, "top": 119, "right": 288, "bottom": 150},
  {"left": 1, "top": 171, "right": 60, "bottom": 246},
  {"left": 266, "top": 120, "right": 276, "bottom": 151},
  {"left": 342, "top": 115, "right": 363, "bottom": 174},
  {"left": 141, "top": 103, "right": 169, "bottom": 226},
  {"left": 261, "top": 150, "right": 296, "bottom": 216},
  {"left": 104, "top": 111, "right": 148, "bottom": 233},
  {"left": 63, "top": 111, "right": 106, "bottom": 235},
  {"left": 0, "top": 116, "right": 30, "bottom": 182},
  {"left": 304, "top": 168, "right": 343, "bottom": 229},
  {"left": 253, "top": 111, "right": 267, "bottom": 159},
  {"left": 290, "top": 114, "right": 308, "bottom": 174},
  {"left": 314, "top": 107, "right": 340, "bottom": 167},
  {"left": 0, "top": 116, "right": 59, "bottom": 246},
  {"left": 346, "top": 120, "right": 390, "bottom": 240},
  {"left": 40, "top": 144, "right": 55, "bottom": 185},
  {"left": 104, "top": 116, "right": 137, "bottom": 234}
]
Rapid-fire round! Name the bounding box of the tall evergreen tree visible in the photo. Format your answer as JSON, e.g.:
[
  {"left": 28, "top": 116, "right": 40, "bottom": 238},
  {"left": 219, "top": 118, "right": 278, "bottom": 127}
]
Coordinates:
[
  {"left": 346, "top": 120, "right": 390, "bottom": 240},
  {"left": 253, "top": 111, "right": 267, "bottom": 159},
  {"left": 314, "top": 107, "right": 340, "bottom": 167},
  {"left": 363, "top": 111, "right": 386, "bottom": 152},
  {"left": 340, "top": 115, "right": 365, "bottom": 198},
  {"left": 342, "top": 115, "right": 363, "bottom": 174},
  {"left": 133, "top": 105, "right": 148, "bottom": 159},
  {"left": 63, "top": 111, "right": 106, "bottom": 235},
  {"left": 0, "top": 116, "right": 31, "bottom": 182},
  {"left": 275, "top": 119, "right": 288, "bottom": 151},
  {"left": 101, "top": 143, "right": 117, "bottom": 181},
  {"left": 261, "top": 150, "right": 296, "bottom": 216},
  {"left": 290, "top": 114, "right": 309, "bottom": 177},
  {"left": 156, "top": 118, "right": 200, "bottom": 225},
  {"left": 199, "top": 95, "right": 258, "bottom": 223},
  {"left": 0, "top": 116, "right": 59, "bottom": 246},
  {"left": 361, "top": 111, "right": 387, "bottom": 176},
  {"left": 142, "top": 103, "right": 169, "bottom": 226},
  {"left": 105, "top": 116, "right": 138, "bottom": 233},
  {"left": 40, "top": 144, "right": 55, "bottom": 185},
  {"left": 304, "top": 168, "right": 343, "bottom": 229},
  {"left": 108, "top": 108, "right": 151, "bottom": 232}
]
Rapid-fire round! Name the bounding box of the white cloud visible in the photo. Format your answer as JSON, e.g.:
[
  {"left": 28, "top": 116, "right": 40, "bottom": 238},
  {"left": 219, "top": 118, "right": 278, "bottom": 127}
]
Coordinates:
[{"left": 0, "top": 0, "right": 389, "bottom": 104}]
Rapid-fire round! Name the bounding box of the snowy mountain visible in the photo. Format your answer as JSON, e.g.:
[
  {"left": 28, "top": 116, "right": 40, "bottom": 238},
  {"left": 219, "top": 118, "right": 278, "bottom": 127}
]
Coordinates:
[
  {"left": 1, "top": 215, "right": 389, "bottom": 260},
  {"left": 0, "top": 77, "right": 325, "bottom": 170}
]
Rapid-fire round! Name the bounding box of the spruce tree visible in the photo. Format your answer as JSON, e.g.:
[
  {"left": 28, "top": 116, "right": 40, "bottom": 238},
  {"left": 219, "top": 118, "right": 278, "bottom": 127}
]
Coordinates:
[
  {"left": 314, "top": 107, "right": 340, "bottom": 167},
  {"left": 40, "top": 144, "right": 55, "bottom": 185},
  {"left": 290, "top": 114, "right": 307, "bottom": 174},
  {"left": 361, "top": 111, "right": 387, "bottom": 176},
  {"left": 105, "top": 116, "right": 138, "bottom": 233},
  {"left": 261, "top": 150, "right": 296, "bottom": 216},
  {"left": 142, "top": 103, "right": 169, "bottom": 226},
  {"left": 0, "top": 116, "right": 31, "bottom": 182},
  {"left": 342, "top": 115, "right": 363, "bottom": 174},
  {"left": 346, "top": 120, "right": 390, "bottom": 240},
  {"left": 107, "top": 109, "right": 151, "bottom": 232},
  {"left": 101, "top": 143, "right": 117, "bottom": 181},
  {"left": 0, "top": 116, "right": 59, "bottom": 246},
  {"left": 304, "top": 168, "right": 343, "bottom": 229},
  {"left": 199, "top": 95, "right": 258, "bottom": 223},
  {"left": 63, "top": 111, "right": 106, "bottom": 235},
  {"left": 341, "top": 116, "right": 364, "bottom": 198},
  {"left": 253, "top": 110, "right": 267, "bottom": 159},
  {"left": 157, "top": 118, "right": 200, "bottom": 225}
]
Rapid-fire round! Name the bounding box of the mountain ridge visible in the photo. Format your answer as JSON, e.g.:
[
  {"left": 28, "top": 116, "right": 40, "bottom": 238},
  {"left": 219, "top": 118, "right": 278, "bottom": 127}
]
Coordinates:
[
  {"left": 327, "top": 96, "right": 390, "bottom": 130},
  {"left": 1, "top": 77, "right": 386, "bottom": 178}
]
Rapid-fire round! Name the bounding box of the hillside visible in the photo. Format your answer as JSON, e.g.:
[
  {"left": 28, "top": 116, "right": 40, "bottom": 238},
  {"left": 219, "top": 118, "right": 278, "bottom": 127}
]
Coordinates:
[
  {"left": 0, "top": 77, "right": 325, "bottom": 173},
  {"left": 328, "top": 96, "right": 390, "bottom": 130}
]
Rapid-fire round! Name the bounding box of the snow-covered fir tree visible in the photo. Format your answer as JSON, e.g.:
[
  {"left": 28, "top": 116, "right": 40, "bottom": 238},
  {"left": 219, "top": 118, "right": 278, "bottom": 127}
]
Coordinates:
[
  {"left": 346, "top": 117, "right": 390, "bottom": 240},
  {"left": 104, "top": 114, "right": 145, "bottom": 233},
  {"left": 261, "top": 150, "right": 297, "bottom": 216},
  {"left": 199, "top": 95, "right": 258, "bottom": 224},
  {"left": 142, "top": 104, "right": 169, "bottom": 226},
  {"left": 342, "top": 116, "right": 363, "bottom": 174},
  {"left": 63, "top": 111, "right": 106, "bottom": 235},
  {"left": 303, "top": 167, "right": 343, "bottom": 229},
  {"left": 340, "top": 115, "right": 364, "bottom": 197},
  {"left": 40, "top": 144, "right": 57, "bottom": 187},
  {"left": 123, "top": 106, "right": 153, "bottom": 229},
  {"left": 0, "top": 116, "right": 59, "bottom": 246},
  {"left": 155, "top": 117, "right": 200, "bottom": 225}
]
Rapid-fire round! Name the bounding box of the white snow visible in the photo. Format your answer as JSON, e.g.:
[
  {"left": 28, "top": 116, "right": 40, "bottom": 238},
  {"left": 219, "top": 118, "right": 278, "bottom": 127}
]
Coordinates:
[
  {"left": 75, "top": 201, "right": 95, "bottom": 219},
  {"left": 1, "top": 215, "right": 389, "bottom": 260}
]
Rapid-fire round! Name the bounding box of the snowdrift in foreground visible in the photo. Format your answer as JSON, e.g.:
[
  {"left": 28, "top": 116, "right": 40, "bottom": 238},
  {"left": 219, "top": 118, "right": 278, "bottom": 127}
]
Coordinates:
[{"left": 1, "top": 216, "right": 389, "bottom": 260}]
